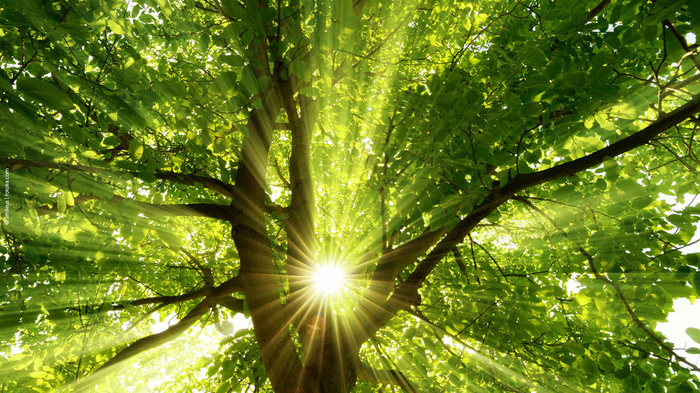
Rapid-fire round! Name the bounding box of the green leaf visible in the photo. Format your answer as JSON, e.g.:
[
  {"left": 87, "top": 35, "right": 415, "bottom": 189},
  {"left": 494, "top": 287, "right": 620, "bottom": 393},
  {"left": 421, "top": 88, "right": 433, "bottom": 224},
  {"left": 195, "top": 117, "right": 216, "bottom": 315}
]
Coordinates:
[
  {"left": 211, "top": 71, "right": 238, "bottom": 94},
  {"left": 645, "top": 1, "right": 684, "bottom": 25},
  {"left": 427, "top": 206, "right": 446, "bottom": 230},
  {"left": 522, "top": 46, "right": 548, "bottom": 67},
  {"left": 686, "top": 347, "right": 700, "bottom": 355},
  {"left": 156, "top": 227, "right": 181, "bottom": 251},
  {"left": 129, "top": 140, "right": 144, "bottom": 161},
  {"left": 220, "top": 0, "right": 244, "bottom": 18},
  {"left": 234, "top": 328, "right": 249, "bottom": 339},
  {"left": 219, "top": 54, "right": 244, "bottom": 67},
  {"left": 153, "top": 81, "right": 187, "bottom": 97},
  {"left": 522, "top": 102, "right": 542, "bottom": 117},
  {"left": 57, "top": 194, "right": 66, "bottom": 214},
  {"left": 675, "top": 382, "right": 695, "bottom": 393},
  {"left": 241, "top": 67, "right": 260, "bottom": 95},
  {"left": 216, "top": 383, "right": 230, "bottom": 393},
  {"left": 60, "top": 229, "right": 81, "bottom": 242},
  {"left": 617, "top": 178, "right": 645, "bottom": 195},
  {"left": 289, "top": 58, "right": 310, "bottom": 82},
  {"left": 220, "top": 321, "right": 234, "bottom": 335},
  {"left": 595, "top": 112, "right": 615, "bottom": 130},
  {"left": 29, "top": 371, "right": 48, "bottom": 379},
  {"left": 674, "top": 266, "right": 691, "bottom": 280},
  {"left": 331, "top": 0, "right": 353, "bottom": 20},
  {"left": 107, "top": 19, "right": 124, "bottom": 35},
  {"left": 16, "top": 78, "right": 73, "bottom": 110},
  {"left": 130, "top": 224, "right": 149, "bottom": 246},
  {"left": 686, "top": 327, "right": 700, "bottom": 345},
  {"left": 195, "top": 356, "right": 212, "bottom": 369},
  {"left": 397, "top": 194, "right": 418, "bottom": 216}
]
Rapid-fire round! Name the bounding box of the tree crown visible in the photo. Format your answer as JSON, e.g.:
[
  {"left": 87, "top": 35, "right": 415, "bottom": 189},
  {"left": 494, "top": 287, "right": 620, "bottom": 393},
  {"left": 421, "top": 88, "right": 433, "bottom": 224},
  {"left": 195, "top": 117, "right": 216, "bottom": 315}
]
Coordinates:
[{"left": 1, "top": 0, "right": 700, "bottom": 392}]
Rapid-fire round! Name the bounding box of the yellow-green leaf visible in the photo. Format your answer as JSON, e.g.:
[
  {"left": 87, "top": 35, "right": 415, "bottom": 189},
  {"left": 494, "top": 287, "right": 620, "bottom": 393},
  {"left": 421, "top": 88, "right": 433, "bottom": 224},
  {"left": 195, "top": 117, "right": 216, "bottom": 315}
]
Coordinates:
[{"left": 107, "top": 19, "right": 124, "bottom": 35}]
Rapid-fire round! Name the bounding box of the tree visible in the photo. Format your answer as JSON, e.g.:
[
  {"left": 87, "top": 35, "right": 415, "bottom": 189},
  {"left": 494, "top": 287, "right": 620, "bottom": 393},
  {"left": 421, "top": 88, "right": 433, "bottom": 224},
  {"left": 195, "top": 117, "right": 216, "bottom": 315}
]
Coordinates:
[{"left": 1, "top": 0, "right": 700, "bottom": 391}]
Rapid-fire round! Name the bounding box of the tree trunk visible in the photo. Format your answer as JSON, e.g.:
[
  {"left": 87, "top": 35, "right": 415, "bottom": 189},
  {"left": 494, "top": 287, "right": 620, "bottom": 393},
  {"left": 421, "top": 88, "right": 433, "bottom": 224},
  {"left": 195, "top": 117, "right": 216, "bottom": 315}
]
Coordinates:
[{"left": 300, "top": 315, "right": 359, "bottom": 393}]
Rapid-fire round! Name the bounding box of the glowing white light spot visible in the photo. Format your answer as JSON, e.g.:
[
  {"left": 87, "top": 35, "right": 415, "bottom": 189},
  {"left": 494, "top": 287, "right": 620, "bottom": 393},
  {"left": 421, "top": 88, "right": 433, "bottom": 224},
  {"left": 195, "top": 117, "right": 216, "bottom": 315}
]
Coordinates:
[{"left": 313, "top": 265, "right": 345, "bottom": 294}]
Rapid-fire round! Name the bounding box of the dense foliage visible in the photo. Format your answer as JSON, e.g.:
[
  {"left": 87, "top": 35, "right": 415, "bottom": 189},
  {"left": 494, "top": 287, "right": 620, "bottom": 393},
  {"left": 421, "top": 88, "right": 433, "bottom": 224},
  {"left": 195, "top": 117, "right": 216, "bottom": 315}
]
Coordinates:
[{"left": 1, "top": 0, "right": 700, "bottom": 391}]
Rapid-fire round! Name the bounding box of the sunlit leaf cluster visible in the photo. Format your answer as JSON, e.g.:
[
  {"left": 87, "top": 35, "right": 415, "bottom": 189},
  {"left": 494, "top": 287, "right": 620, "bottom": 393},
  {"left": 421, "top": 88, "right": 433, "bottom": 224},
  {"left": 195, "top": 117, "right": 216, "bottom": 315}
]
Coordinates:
[{"left": 1, "top": 0, "right": 700, "bottom": 392}]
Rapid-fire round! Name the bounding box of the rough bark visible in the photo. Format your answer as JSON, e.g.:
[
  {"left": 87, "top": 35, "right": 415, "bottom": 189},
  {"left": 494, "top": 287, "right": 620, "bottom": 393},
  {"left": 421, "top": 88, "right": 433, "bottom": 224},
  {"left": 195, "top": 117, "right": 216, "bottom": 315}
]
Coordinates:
[
  {"left": 231, "top": 86, "right": 310, "bottom": 392},
  {"left": 280, "top": 79, "right": 317, "bottom": 298}
]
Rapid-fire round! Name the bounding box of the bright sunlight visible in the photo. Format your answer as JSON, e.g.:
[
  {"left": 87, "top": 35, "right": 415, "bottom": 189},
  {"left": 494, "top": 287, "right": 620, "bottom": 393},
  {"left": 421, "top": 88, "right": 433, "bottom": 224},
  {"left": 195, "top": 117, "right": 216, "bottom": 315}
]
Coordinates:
[{"left": 313, "top": 265, "right": 346, "bottom": 294}]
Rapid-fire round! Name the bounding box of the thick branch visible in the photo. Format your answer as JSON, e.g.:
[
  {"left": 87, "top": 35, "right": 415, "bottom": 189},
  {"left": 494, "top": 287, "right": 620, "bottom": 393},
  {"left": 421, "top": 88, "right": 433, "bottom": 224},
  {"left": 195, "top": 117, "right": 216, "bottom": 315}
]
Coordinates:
[
  {"left": 76, "top": 276, "right": 243, "bottom": 390},
  {"left": 364, "top": 227, "right": 446, "bottom": 303},
  {"left": 280, "top": 80, "right": 317, "bottom": 299},
  {"left": 216, "top": 296, "right": 246, "bottom": 314},
  {"left": 75, "top": 298, "right": 212, "bottom": 391},
  {"left": 108, "top": 195, "right": 234, "bottom": 221},
  {"left": 499, "top": 95, "right": 700, "bottom": 197},
  {"left": 33, "top": 192, "right": 233, "bottom": 221},
  {"left": 0, "top": 158, "right": 234, "bottom": 199},
  {"left": 231, "top": 86, "right": 307, "bottom": 391},
  {"left": 585, "top": 0, "right": 611, "bottom": 23},
  {"left": 181, "top": 249, "right": 215, "bottom": 286},
  {"left": 273, "top": 122, "right": 292, "bottom": 130},
  {"left": 154, "top": 169, "right": 234, "bottom": 198},
  {"left": 353, "top": 95, "right": 700, "bottom": 347},
  {"left": 111, "top": 286, "right": 211, "bottom": 310}
]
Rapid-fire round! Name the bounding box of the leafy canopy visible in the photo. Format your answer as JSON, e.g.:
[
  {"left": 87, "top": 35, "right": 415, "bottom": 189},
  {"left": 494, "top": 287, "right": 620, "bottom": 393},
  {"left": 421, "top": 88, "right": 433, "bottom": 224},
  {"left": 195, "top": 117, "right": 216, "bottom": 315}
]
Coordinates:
[{"left": 1, "top": 0, "right": 700, "bottom": 392}]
